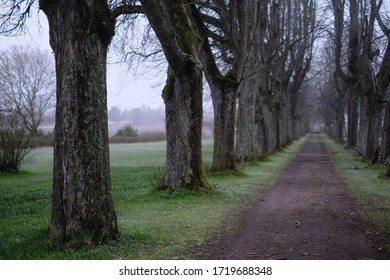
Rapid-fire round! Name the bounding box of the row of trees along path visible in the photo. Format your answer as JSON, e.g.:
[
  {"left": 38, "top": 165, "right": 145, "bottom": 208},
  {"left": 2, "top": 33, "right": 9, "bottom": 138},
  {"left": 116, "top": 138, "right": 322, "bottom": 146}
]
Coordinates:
[
  {"left": 1, "top": 0, "right": 389, "bottom": 245},
  {"left": 199, "top": 135, "right": 389, "bottom": 260}
]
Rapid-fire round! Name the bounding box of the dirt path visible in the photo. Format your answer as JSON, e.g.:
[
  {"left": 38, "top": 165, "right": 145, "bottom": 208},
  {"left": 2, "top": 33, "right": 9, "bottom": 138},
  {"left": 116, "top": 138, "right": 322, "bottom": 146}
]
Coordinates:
[{"left": 201, "top": 135, "right": 389, "bottom": 260}]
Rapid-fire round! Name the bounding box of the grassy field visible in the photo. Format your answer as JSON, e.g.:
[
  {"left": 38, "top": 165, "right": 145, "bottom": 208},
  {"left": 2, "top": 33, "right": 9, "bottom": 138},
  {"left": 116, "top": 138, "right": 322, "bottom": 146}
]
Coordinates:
[
  {"left": 324, "top": 136, "right": 390, "bottom": 246},
  {"left": 0, "top": 138, "right": 306, "bottom": 260}
]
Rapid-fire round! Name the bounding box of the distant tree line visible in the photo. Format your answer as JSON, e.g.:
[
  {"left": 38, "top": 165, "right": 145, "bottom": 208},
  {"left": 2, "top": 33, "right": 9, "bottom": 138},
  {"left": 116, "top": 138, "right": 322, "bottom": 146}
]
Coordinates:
[{"left": 108, "top": 105, "right": 164, "bottom": 125}]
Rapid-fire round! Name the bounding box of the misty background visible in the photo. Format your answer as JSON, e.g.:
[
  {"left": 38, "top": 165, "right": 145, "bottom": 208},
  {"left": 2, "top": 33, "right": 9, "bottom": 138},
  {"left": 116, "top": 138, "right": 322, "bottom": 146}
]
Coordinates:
[{"left": 0, "top": 10, "right": 171, "bottom": 136}]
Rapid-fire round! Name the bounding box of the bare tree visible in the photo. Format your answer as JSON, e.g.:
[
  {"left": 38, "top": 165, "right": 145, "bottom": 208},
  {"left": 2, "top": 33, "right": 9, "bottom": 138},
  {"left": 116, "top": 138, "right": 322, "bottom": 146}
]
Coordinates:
[
  {"left": 140, "top": 0, "right": 210, "bottom": 192},
  {"left": 0, "top": 111, "right": 35, "bottom": 172},
  {"left": 186, "top": 0, "right": 252, "bottom": 172},
  {"left": 373, "top": 0, "right": 390, "bottom": 175},
  {"left": 235, "top": 0, "right": 319, "bottom": 160},
  {"left": 38, "top": 0, "right": 122, "bottom": 242},
  {"left": 331, "top": 0, "right": 387, "bottom": 158},
  {"left": 0, "top": 46, "right": 55, "bottom": 136},
  {"left": 1, "top": 0, "right": 148, "bottom": 243}
]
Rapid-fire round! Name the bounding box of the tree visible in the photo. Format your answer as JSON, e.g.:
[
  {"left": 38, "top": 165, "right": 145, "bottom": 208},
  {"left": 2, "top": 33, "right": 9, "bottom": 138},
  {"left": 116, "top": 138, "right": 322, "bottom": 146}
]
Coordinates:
[
  {"left": 373, "top": 0, "right": 390, "bottom": 175},
  {"left": 115, "top": 124, "right": 138, "bottom": 137},
  {"left": 187, "top": 0, "right": 251, "bottom": 171},
  {"left": 331, "top": 0, "right": 386, "bottom": 158},
  {"left": 323, "top": 0, "right": 390, "bottom": 175},
  {"left": 235, "top": 0, "right": 318, "bottom": 160},
  {"left": 140, "top": 0, "right": 210, "bottom": 192},
  {"left": 36, "top": 0, "right": 123, "bottom": 242},
  {"left": 0, "top": 46, "right": 55, "bottom": 136},
  {"left": 0, "top": 112, "right": 35, "bottom": 172},
  {"left": 108, "top": 106, "right": 122, "bottom": 122},
  {"left": 1, "top": 0, "right": 149, "bottom": 243}
]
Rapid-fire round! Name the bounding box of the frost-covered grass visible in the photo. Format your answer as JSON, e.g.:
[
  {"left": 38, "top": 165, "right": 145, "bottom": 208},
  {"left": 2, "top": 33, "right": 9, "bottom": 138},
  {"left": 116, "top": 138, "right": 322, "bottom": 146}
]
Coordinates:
[
  {"left": 0, "top": 138, "right": 305, "bottom": 259},
  {"left": 324, "top": 136, "right": 390, "bottom": 245}
]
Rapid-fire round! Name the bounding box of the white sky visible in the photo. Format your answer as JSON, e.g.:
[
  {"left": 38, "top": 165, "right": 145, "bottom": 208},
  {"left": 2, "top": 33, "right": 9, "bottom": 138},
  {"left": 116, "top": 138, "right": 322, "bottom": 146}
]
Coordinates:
[{"left": 0, "top": 10, "right": 165, "bottom": 110}]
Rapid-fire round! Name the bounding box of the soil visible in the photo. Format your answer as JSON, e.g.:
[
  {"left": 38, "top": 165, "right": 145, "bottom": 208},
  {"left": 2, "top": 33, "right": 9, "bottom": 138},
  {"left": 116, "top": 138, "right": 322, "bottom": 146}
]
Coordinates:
[{"left": 198, "top": 135, "right": 390, "bottom": 260}]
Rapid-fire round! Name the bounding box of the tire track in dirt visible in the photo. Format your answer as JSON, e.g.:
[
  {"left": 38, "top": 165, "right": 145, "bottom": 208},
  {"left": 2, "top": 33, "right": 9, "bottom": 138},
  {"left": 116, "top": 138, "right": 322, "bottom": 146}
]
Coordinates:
[{"left": 201, "top": 135, "right": 389, "bottom": 260}]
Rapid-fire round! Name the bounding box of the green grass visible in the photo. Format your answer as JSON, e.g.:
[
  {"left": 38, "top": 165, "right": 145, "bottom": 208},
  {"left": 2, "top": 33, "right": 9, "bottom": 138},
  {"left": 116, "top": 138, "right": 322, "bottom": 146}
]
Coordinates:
[
  {"left": 323, "top": 136, "right": 390, "bottom": 243},
  {"left": 0, "top": 138, "right": 306, "bottom": 259}
]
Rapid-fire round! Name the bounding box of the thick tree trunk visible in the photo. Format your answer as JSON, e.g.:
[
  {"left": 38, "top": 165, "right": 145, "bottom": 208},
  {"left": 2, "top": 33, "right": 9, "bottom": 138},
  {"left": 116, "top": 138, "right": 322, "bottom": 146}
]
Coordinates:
[
  {"left": 162, "top": 68, "right": 209, "bottom": 191},
  {"left": 272, "top": 88, "right": 285, "bottom": 151},
  {"left": 347, "top": 89, "right": 359, "bottom": 148},
  {"left": 186, "top": 0, "right": 250, "bottom": 172},
  {"left": 337, "top": 104, "right": 345, "bottom": 144},
  {"left": 141, "top": 0, "right": 210, "bottom": 191},
  {"left": 236, "top": 83, "right": 257, "bottom": 162},
  {"left": 40, "top": 0, "right": 119, "bottom": 242},
  {"left": 283, "top": 89, "right": 293, "bottom": 145},
  {"left": 384, "top": 104, "right": 390, "bottom": 176},
  {"left": 210, "top": 85, "right": 238, "bottom": 172},
  {"left": 235, "top": 54, "right": 259, "bottom": 162},
  {"left": 274, "top": 103, "right": 282, "bottom": 151},
  {"left": 258, "top": 96, "right": 276, "bottom": 155},
  {"left": 357, "top": 95, "right": 368, "bottom": 153},
  {"left": 366, "top": 100, "right": 379, "bottom": 159},
  {"left": 234, "top": 0, "right": 260, "bottom": 162}
]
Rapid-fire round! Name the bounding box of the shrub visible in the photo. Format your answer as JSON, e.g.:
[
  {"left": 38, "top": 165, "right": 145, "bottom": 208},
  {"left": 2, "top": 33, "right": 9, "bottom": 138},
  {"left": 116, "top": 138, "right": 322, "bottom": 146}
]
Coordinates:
[
  {"left": 33, "top": 130, "right": 54, "bottom": 147},
  {"left": 114, "top": 124, "right": 138, "bottom": 137},
  {"left": 109, "top": 131, "right": 166, "bottom": 144},
  {"left": 0, "top": 113, "right": 35, "bottom": 172}
]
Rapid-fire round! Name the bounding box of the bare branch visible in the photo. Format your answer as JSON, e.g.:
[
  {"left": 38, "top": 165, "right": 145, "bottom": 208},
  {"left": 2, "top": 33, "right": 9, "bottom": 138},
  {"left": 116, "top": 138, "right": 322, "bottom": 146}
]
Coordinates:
[
  {"left": 0, "top": 0, "right": 35, "bottom": 35},
  {"left": 111, "top": 4, "right": 144, "bottom": 19},
  {"left": 0, "top": 46, "right": 55, "bottom": 135}
]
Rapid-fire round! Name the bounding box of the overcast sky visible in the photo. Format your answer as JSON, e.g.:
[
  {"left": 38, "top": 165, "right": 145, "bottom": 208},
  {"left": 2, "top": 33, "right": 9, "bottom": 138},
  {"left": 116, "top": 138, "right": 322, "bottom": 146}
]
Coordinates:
[{"left": 0, "top": 10, "right": 165, "bottom": 110}]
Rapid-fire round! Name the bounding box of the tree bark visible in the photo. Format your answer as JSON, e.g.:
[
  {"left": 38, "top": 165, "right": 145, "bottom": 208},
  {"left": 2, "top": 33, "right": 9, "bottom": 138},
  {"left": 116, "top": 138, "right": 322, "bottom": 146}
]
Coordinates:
[
  {"left": 236, "top": 0, "right": 266, "bottom": 162},
  {"left": 347, "top": 89, "right": 358, "bottom": 147},
  {"left": 236, "top": 73, "right": 258, "bottom": 162},
  {"left": 210, "top": 82, "right": 238, "bottom": 171},
  {"left": 162, "top": 67, "right": 209, "bottom": 191},
  {"left": 257, "top": 93, "right": 276, "bottom": 155},
  {"left": 384, "top": 104, "right": 390, "bottom": 176},
  {"left": 186, "top": 0, "right": 250, "bottom": 172},
  {"left": 40, "top": 0, "right": 119, "bottom": 242},
  {"left": 140, "top": 0, "right": 210, "bottom": 191}
]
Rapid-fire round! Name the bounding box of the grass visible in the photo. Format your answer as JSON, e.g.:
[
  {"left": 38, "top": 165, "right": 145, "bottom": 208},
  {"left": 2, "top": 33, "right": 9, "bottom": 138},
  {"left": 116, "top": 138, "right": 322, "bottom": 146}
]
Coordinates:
[
  {"left": 0, "top": 138, "right": 307, "bottom": 260},
  {"left": 323, "top": 136, "right": 390, "bottom": 245}
]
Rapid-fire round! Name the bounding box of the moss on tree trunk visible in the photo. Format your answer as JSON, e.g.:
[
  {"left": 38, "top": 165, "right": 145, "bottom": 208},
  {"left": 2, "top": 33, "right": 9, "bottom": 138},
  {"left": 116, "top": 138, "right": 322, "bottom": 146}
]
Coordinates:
[{"left": 141, "top": 0, "right": 210, "bottom": 192}]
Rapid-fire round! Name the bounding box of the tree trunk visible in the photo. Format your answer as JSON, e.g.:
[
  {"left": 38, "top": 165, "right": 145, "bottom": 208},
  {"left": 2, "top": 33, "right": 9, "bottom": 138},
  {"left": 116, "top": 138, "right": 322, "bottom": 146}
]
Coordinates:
[
  {"left": 283, "top": 88, "right": 293, "bottom": 145},
  {"left": 40, "top": 0, "right": 119, "bottom": 242},
  {"left": 235, "top": 55, "right": 259, "bottom": 162},
  {"left": 140, "top": 0, "right": 210, "bottom": 191},
  {"left": 347, "top": 89, "right": 358, "bottom": 148},
  {"left": 384, "top": 104, "right": 390, "bottom": 176},
  {"left": 210, "top": 84, "right": 238, "bottom": 172},
  {"left": 236, "top": 83, "right": 257, "bottom": 162},
  {"left": 357, "top": 95, "right": 368, "bottom": 153},
  {"left": 185, "top": 0, "right": 250, "bottom": 172},
  {"left": 274, "top": 102, "right": 282, "bottom": 151},
  {"left": 366, "top": 100, "right": 379, "bottom": 159},
  {"left": 162, "top": 67, "right": 209, "bottom": 191},
  {"left": 257, "top": 95, "right": 276, "bottom": 155},
  {"left": 337, "top": 104, "right": 345, "bottom": 144}
]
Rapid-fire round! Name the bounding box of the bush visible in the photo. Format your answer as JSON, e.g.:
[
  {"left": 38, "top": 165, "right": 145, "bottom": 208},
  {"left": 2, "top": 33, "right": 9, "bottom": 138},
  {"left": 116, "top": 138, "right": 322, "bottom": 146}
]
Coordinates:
[
  {"left": 0, "top": 113, "right": 35, "bottom": 172},
  {"left": 109, "top": 131, "right": 166, "bottom": 144},
  {"left": 33, "top": 130, "right": 54, "bottom": 147},
  {"left": 114, "top": 124, "right": 138, "bottom": 137}
]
